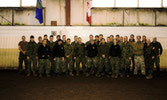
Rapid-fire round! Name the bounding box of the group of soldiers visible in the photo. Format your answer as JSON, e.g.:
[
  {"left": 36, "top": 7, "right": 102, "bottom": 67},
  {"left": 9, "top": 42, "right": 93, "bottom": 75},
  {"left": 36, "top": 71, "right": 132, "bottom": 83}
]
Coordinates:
[{"left": 18, "top": 34, "right": 163, "bottom": 79}]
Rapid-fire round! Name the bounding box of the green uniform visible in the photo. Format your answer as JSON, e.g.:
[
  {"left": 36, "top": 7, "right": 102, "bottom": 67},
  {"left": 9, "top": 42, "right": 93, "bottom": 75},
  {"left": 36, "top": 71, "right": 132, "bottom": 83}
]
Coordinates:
[
  {"left": 118, "top": 42, "right": 123, "bottom": 75},
  {"left": 64, "top": 44, "right": 74, "bottom": 73},
  {"left": 73, "top": 42, "right": 86, "bottom": 74},
  {"left": 132, "top": 41, "right": 145, "bottom": 75},
  {"left": 144, "top": 44, "right": 154, "bottom": 76},
  {"left": 121, "top": 41, "right": 132, "bottom": 76},
  {"left": 26, "top": 41, "right": 38, "bottom": 75}
]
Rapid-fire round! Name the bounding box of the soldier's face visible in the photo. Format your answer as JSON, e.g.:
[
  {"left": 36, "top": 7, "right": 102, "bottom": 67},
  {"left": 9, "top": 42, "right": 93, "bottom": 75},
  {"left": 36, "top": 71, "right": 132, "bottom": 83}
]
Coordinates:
[
  {"left": 130, "top": 36, "right": 134, "bottom": 40},
  {"left": 120, "top": 37, "right": 123, "bottom": 42},
  {"left": 44, "top": 36, "right": 47, "bottom": 40},
  {"left": 58, "top": 41, "right": 62, "bottom": 45},
  {"left": 142, "top": 36, "right": 146, "bottom": 41},
  {"left": 153, "top": 37, "right": 157, "bottom": 42},
  {"left": 67, "top": 40, "right": 71, "bottom": 44},
  {"left": 99, "top": 36, "right": 103, "bottom": 40},
  {"left": 110, "top": 36, "right": 113, "bottom": 41},
  {"left": 147, "top": 39, "right": 150, "bottom": 44},
  {"left": 74, "top": 37, "right": 78, "bottom": 41},
  {"left": 62, "top": 36, "right": 66, "bottom": 41},
  {"left": 30, "top": 38, "right": 34, "bottom": 42},
  {"left": 124, "top": 37, "right": 128, "bottom": 42},
  {"left": 89, "top": 36, "right": 93, "bottom": 40},
  {"left": 38, "top": 38, "right": 42, "bottom": 42},
  {"left": 107, "top": 38, "right": 110, "bottom": 43},
  {"left": 78, "top": 38, "right": 82, "bottom": 43},
  {"left": 137, "top": 36, "right": 141, "bottom": 42},
  {"left": 50, "top": 37, "right": 53, "bottom": 41},
  {"left": 95, "top": 37, "right": 99, "bottom": 40},
  {"left": 114, "top": 39, "right": 117, "bottom": 44},
  {"left": 43, "top": 40, "right": 47, "bottom": 45},
  {"left": 57, "top": 36, "right": 60, "bottom": 40},
  {"left": 101, "top": 39, "right": 105, "bottom": 44},
  {"left": 22, "top": 36, "right": 26, "bottom": 41}
]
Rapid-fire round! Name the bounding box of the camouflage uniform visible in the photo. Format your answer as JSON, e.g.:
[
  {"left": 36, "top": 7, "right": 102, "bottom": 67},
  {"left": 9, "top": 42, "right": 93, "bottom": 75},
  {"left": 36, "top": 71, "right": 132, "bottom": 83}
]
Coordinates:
[
  {"left": 118, "top": 41, "right": 123, "bottom": 75},
  {"left": 109, "top": 44, "right": 121, "bottom": 76},
  {"left": 144, "top": 44, "right": 154, "bottom": 76},
  {"left": 73, "top": 42, "right": 86, "bottom": 75},
  {"left": 26, "top": 41, "right": 38, "bottom": 75},
  {"left": 38, "top": 44, "right": 51, "bottom": 75},
  {"left": 52, "top": 44, "right": 66, "bottom": 74},
  {"left": 64, "top": 44, "right": 74, "bottom": 74},
  {"left": 132, "top": 41, "right": 145, "bottom": 75},
  {"left": 121, "top": 42, "right": 132, "bottom": 76},
  {"left": 86, "top": 43, "right": 98, "bottom": 75},
  {"left": 48, "top": 41, "right": 55, "bottom": 71},
  {"left": 98, "top": 43, "right": 109, "bottom": 75}
]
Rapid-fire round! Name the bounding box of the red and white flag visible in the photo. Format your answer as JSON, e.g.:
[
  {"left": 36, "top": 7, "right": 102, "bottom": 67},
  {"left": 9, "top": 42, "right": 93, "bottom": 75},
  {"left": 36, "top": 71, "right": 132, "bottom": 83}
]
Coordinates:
[{"left": 86, "top": 0, "right": 92, "bottom": 25}]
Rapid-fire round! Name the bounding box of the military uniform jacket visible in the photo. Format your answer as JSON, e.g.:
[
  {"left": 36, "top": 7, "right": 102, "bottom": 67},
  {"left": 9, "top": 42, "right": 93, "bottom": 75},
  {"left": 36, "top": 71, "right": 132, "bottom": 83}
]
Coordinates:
[
  {"left": 38, "top": 44, "right": 51, "bottom": 59},
  {"left": 98, "top": 43, "right": 109, "bottom": 57},
  {"left": 26, "top": 41, "right": 37, "bottom": 58},
  {"left": 52, "top": 44, "right": 65, "bottom": 58},
  {"left": 86, "top": 44, "right": 98, "bottom": 57},
  {"left": 132, "top": 41, "right": 144, "bottom": 56},
  {"left": 64, "top": 44, "right": 74, "bottom": 58},
  {"left": 151, "top": 41, "right": 163, "bottom": 56},
  {"left": 122, "top": 42, "right": 132, "bottom": 58}
]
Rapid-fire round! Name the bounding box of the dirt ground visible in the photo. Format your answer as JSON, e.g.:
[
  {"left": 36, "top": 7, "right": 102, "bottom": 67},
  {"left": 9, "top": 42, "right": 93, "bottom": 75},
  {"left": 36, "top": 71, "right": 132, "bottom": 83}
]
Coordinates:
[{"left": 0, "top": 70, "right": 167, "bottom": 100}]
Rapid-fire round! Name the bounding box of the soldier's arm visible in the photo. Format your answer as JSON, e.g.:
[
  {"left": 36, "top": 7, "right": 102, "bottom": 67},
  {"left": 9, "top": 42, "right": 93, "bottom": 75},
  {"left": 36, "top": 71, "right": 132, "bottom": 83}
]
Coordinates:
[{"left": 159, "top": 42, "right": 163, "bottom": 55}]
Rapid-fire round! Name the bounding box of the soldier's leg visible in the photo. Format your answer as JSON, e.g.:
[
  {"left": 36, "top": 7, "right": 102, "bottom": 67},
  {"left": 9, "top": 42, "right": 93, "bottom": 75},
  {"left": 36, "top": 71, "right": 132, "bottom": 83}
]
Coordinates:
[
  {"left": 131, "top": 55, "right": 135, "bottom": 72},
  {"left": 68, "top": 57, "right": 74, "bottom": 75},
  {"left": 38, "top": 59, "right": 45, "bottom": 75},
  {"left": 76, "top": 57, "right": 80, "bottom": 75},
  {"left": 18, "top": 55, "right": 23, "bottom": 72},
  {"left": 145, "top": 57, "right": 149, "bottom": 76},
  {"left": 61, "top": 58, "right": 66, "bottom": 73},
  {"left": 32, "top": 58, "right": 37, "bottom": 76},
  {"left": 23, "top": 57, "right": 28, "bottom": 73},
  {"left": 155, "top": 56, "right": 160, "bottom": 72},
  {"left": 86, "top": 57, "right": 92, "bottom": 76},
  {"left": 121, "top": 58, "right": 126, "bottom": 76},
  {"left": 110, "top": 57, "right": 116, "bottom": 75},
  {"left": 134, "top": 56, "right": 139, "bottom": 75},
  {"left": 140, "top": 56, "right": 146, "bottom": 75},
  {"left": 98, "top": 57, "right": 104, "bottom": 75},
  {"left": 125, "top": 58, "right": 131, "bottom": 77},
  {"left": 119, "top": 57, "right": 124, "bottom": 76},
  {"left": 54, "top": 57, "right": 60, "bottom": 74},
  {"left": 92, "top": 57, "right": 98, "bottom": 75},
  {"left": 104, "top": 58, "right": 110, "bottom": 76},
  {"left": 45, "top": 59, "right": 51, "bottom": 75},
  {"left": 27, "top": 59, "right": 32, "bottom": 76},
  {"left": 50, "top": 59, "right": 55, "bottom": 72},
  {"left": 81, "top": 58, "right": 86, "bottom": 74},
  {"left": 115, "top": 57, "right": 120, "bottom": 77}
]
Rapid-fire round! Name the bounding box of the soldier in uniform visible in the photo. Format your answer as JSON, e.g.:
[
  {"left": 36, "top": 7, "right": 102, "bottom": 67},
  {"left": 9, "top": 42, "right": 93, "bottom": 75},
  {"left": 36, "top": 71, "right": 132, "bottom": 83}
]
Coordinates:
[
  {"left": 151, "top": 37, "right": 163, "bottom": 74},
  {"left": 121, "top": 36, "right": 132, "bottom": 77},
  {"left": 52, "top": 39, "right": 65, "bottom": 75},
  {"left": 118, "top": 36, "right": 124, "bottom": 77},
  {"left": 62, "top": 35, "right": 67, "bottom": 46},
  {"left": 116, "top": 35, "right": 120, "bottom": 43},
  {"left": 129, "top": 34, "right": 135, "bottom": 72},
  {"left": 94, "top": 35, "right": 100, "bottom": 46},
  {"left": 71, "top": 35, "right": 78, "bottom": 46},
  {"left": 37, "top": 36, "right": 42, "bottom": 48},
  {"left": 86, "top": 39, "right": 98, "bottom": 77},
  {"left": 38, "top": 39, "right": 51, "bottom": 77},
  {"left": 26, "top": 35, "right": 38, "bottom": 76},
  {"left": 48, "top": 35, "right": 55, "bottom": 72},
  {"left": 44, "top": 34, "right": 49, "bottom": 44},
  {"left": 18, "top": 36, "right": 28, "bottom": 73},
  {"left": 55, "top": 35, "right": 61, "bottom": 44},
  {"left": 98, "top": 38, "right": 110, "bottom": 77},
  {"left": 64, "top": 38, "right": 74, "bottom": 76},
  {"left": 109, "top": 39, "right": 121, "bottom": 78},
  {"left": 85, "top": 35, "right": 94, "bottom": 46},
  {"left": 73, "top": 37, "right": 86, "bottom": 76},
  {"left": 132, "top": 36, "right": 145, "bottom": 76},
  {"left": 144, "top": 39, "right": 155, "bottom": 79}
]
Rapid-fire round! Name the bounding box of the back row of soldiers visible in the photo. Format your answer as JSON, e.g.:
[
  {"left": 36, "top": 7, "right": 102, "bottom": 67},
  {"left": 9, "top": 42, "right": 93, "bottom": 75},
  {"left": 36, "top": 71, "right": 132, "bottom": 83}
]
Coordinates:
[{"left": 18, "top": 34, "right": 163, "bottom": 79}]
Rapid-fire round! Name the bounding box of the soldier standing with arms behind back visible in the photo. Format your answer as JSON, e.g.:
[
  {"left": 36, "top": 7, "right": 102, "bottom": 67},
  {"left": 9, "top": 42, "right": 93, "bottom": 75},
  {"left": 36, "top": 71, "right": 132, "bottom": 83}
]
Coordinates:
[{"left": 18, "top": 36, "right": 28, "bottom": 74}]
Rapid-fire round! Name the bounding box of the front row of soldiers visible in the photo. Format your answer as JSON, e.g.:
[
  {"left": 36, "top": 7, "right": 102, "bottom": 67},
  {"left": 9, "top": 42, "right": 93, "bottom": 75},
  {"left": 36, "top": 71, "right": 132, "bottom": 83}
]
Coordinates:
[{"left": 18, "top": 34, "right": 163, "bottom": 79}]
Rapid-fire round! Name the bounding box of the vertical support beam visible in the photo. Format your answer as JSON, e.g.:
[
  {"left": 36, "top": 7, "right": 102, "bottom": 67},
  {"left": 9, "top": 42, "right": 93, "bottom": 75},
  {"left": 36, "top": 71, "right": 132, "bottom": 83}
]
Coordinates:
[
  {"left": 137, "top": 0, "right": 139, "bottom": 8},
  {"left": 12, "top": 9, "right": 14, "bottom": 26},
  {"left": 66, "top": 0, "right": 71, "bottom": 26},
  {"left": 123, "top": 9, "right": 125, "bottom": 26},
  {"left": 161, "top": 0, "right": 163, "bottom": 8},
  {"left": 20, "top": 0, "right": 22, "bottom": 7},
  {"left": 114, "top": 0, "right": 116, "bottom": 7},
  {"left": 155, "top": 10, "right": 157, "bottom": 27},
  {"left": 43, "top": 8, "right": 46, "bottom": 26}
]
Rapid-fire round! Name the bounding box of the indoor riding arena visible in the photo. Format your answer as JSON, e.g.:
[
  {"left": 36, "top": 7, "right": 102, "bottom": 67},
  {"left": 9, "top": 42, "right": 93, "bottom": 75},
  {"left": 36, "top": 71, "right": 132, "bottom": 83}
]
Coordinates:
[{"left": 0, "top": 0, "right": 167, "bottom": 100}]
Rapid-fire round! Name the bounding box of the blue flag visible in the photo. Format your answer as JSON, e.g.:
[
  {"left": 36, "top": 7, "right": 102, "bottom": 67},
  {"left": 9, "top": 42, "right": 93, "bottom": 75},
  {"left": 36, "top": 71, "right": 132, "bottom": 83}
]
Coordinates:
[{"left": 35, "top": 0, "right": 43, "bottom": 24}]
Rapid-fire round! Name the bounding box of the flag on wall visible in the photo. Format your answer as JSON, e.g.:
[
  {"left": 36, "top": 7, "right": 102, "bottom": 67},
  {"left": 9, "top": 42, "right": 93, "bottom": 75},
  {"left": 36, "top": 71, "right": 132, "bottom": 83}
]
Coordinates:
[
  {"left": 86, "top": 0, "right": 92, "bottom": 25},
  {"left": 35, "top": 0, "right": 43, "bottom": 24}
]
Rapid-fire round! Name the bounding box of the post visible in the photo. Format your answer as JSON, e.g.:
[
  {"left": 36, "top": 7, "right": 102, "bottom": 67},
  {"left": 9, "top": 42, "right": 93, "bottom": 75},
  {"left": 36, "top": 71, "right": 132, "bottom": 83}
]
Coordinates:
[
  {"left": 12, "top": 9, "right": 14, "bottom": 26},
  {"left": 20, "top": 0, "right": 22, "bottom": 7},
  {"left": 66, "top": 0, "right": 71, "bottom": 26}
]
